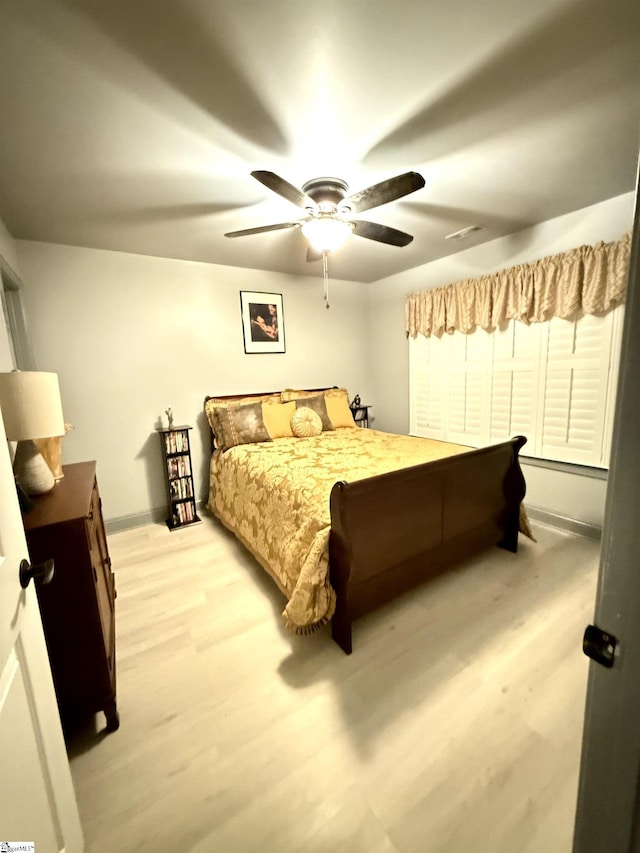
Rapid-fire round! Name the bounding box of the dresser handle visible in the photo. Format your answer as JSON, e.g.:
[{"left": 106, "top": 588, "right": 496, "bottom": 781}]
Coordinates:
[{"left": 19, "top": 558, "right": 55, "bottom": 589}]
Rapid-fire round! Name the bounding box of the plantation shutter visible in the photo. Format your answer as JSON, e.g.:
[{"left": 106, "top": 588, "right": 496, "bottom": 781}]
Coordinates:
[
  {"left": 490, "top": 320, "right": 541, "bottom": 447},
  {"left": 409, "top": 332, "right": 445, "bottom": 439},
  {"left": 445, "top": 330, "right": 490, "bottom": 446},
  {"left": 540, "top": 312, "right": 616, "bottom": 465},
  {"left": 409, "top": 305, "right": 623, "bottom": 468}
]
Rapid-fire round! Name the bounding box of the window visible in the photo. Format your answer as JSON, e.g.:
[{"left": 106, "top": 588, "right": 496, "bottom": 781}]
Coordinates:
[{"left": 409, "top": 305, "right": 624, "bottom": 468}]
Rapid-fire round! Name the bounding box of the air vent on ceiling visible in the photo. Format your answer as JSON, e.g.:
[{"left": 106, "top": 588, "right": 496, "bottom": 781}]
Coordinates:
[{"left": 445, "top": 224, "right": 483, "bottom": 242}]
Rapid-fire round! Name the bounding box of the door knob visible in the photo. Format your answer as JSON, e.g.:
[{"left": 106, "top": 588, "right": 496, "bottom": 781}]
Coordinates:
[{"left": 19, "top": 558, "right": 55, "bottom": 589}]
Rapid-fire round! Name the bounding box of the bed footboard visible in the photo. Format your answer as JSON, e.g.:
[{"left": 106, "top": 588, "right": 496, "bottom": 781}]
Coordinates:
[{"left": 328, "top": 436, "right": 527, "bottom": 654}]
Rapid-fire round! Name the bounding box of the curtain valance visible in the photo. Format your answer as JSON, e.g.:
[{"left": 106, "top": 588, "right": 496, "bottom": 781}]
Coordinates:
[{"left": 405, "top": 232, "right": 631, "bottom": 338}]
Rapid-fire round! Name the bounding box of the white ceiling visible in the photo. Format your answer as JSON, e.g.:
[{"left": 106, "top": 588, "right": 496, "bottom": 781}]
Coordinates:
[{"left": 0, "top": 0, "right": 639, "bottom": 283}]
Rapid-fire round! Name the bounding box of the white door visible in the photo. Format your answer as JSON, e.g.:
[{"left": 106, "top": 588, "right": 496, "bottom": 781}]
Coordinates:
[
  {"left": 572, "top": 180, "right": 640, "bottom": 850},
  {"left": 0, "top": 414, "right": 83, "bottom": 848}
]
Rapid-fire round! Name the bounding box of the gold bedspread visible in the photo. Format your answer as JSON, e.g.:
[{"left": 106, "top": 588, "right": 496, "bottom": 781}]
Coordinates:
[{"left": 207, "top": 428, "right": 470, "bottom": 633}]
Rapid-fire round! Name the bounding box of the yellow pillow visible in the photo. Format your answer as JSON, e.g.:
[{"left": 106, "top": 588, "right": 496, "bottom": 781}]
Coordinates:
[
  {"left": 262, "top": 401, "right": 296, "bottom": 439},
  {"left": 291, "top": 407, "right": 323, "bottom": 437},
  {"left": 326, "top": 394, "right": 357, "bottom": 428}
]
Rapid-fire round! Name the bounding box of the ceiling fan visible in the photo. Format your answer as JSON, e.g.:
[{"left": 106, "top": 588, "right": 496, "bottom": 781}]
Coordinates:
[{"left": 224, "top": 170, "right": 425, "bottom": 259}]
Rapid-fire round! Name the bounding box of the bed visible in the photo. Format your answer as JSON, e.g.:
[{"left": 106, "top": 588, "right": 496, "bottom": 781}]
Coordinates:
[{"left": 205, "top": 388, "right": 527, "bottom": 654}]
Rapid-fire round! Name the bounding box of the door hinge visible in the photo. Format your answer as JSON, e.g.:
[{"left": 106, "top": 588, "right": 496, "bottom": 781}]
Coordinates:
[{"left": 583, "top": 624, "right": 618, "bottom": 668}]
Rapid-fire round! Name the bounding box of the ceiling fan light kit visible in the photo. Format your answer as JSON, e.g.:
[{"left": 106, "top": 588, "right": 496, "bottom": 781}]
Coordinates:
[
  {"left": 301, "top": 217, "right": 353, "bottom": 253},
  {"left": 225, "top": 170, "right": 425, "bottom": 255}
]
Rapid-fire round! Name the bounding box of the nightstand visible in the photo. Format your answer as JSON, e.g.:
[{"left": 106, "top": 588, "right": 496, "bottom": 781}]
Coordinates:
[{"left": 349, "top": 404, "right": 370, "bottom": 428}]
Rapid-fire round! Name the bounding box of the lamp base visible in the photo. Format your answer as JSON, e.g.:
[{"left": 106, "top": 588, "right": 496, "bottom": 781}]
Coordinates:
[
  {"left": 34, "top": 434, "right": 64, "bottom": 480},
  {"left": 14, "top": 439, "right": 56, "bottom": 496}
]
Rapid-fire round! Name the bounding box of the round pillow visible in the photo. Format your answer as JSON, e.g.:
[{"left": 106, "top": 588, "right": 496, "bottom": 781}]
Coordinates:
[{"left": 291, "top": 406, "right": 322, "bottom": 438}]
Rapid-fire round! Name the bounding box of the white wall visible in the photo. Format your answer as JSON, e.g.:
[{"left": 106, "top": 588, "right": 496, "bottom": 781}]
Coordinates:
[
  {"left": 368, "top": 192, "right": 636, "bottom": 528},
  {"left": 523, "top": 465, "right": 606, "bottom": 529},
  {"left": 16, "top": 241, "right": 372, "bottom": 524}
]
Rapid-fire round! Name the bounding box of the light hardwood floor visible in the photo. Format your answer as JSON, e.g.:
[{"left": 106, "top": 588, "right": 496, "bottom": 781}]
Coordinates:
[{"left": 68, "top": 513, "right": 600, "bottom": 853}]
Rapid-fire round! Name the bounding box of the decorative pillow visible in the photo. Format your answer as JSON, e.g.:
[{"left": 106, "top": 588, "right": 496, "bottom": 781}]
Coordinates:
[
  {"left": 291, "top": 407, "right": 323, "bottom": 438},
  {"left": 205, "top": 393, "right": 279, "bottom": 432},
  {"left": 281, "top": 388, "right": 318, "bottom": 402},
  {"left": 325, "top": 394, "right": 357, "bottom": 428},
  {"left": 262, "top": 401, "right": 296, "bottom": 439},
  {"left": 323, "top": 387, "right": 350, "bottom": 401},
  {"left": 295, "top": 394, "right": 334, "bottom": 431},
  {"left": 209, "top": 402, "right": 272, "bottom": 452},
  {"left": 281, "top": 386, "right": 351, "bottom": 401},
  {"left": 281, "top": 386, "right": 344, "bottom": 401}
]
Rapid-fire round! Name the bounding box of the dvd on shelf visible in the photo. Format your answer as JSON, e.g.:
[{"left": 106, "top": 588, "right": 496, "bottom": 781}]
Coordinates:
[{"left": 164, "top": 430, "right": 189, "bottom": 455}]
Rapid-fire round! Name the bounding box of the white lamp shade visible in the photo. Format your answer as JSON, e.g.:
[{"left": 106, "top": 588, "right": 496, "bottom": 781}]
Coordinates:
[{"left": 0, "top": 371, "right": 65, "bottom": 441}]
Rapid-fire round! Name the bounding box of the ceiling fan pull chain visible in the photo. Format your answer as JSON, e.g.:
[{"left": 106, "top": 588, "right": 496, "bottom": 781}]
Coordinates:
[{"left": 323, "top": 251, "right": 330, "bottom": 309}]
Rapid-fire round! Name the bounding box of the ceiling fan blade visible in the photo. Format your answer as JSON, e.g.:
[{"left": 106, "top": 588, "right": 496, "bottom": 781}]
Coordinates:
[
  {"left": 306, "top": 246, "right": 323, "bottom": 263},
  {"left": 224, "top": 221, "right": 301, "bottom": 238},
  {"left": 346, "top": 171, "right": 425, "bottom": 214},
  {"left": 251, "top": 171, "right": 317, "bottom": 210},
  {"left": 351, "top": 220, "right": 414, "bottom": 247}
]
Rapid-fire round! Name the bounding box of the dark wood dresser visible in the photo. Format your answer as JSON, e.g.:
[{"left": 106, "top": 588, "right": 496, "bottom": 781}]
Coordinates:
[{"left": 23, "top": 461, "right": 119, "bottom": 732}]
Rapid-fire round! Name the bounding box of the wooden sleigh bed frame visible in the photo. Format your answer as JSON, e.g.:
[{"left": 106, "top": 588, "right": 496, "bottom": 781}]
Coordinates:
[
  {"left": 205, "top": 391, "right": 527, "bottom": 655},
  {"left": 328, "top": 434, "right": 526, "bottom": 653}
]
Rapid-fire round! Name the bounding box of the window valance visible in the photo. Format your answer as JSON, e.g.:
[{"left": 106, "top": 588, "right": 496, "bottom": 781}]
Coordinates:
[{"left": 405, "top": 232, "right": 631, "bottom": 338}]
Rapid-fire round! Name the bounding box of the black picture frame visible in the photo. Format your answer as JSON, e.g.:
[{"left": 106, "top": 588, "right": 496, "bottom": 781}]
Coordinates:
[{"left": 240, "top": 291, "right": 286, "bottom": 354}]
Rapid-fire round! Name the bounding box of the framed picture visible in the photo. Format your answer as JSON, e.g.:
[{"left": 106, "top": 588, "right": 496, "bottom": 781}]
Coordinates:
[{"left": 240, "top": 291, "right": 286, "bottom": 354}]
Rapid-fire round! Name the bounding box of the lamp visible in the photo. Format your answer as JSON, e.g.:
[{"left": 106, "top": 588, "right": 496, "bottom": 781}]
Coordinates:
[
  {"left": 301, "top": 216, "right": 352, "bottom": 253},
  {"left": 0, "top": 371, "right": 66, "bottom": 495}
]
